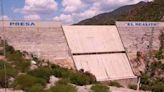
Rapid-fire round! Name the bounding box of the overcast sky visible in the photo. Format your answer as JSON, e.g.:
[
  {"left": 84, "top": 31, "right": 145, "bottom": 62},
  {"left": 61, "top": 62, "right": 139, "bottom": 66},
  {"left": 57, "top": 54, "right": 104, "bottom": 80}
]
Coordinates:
[{"left": 0, "top": 0, "right": 153, "bottom": 24}]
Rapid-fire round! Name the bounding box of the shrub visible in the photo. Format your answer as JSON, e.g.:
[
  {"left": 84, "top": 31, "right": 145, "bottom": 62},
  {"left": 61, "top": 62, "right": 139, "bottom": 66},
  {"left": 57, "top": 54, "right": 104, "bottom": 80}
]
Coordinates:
[
  {"left": 6, "top": 49, "right": 31, "bottom": 73},
  {"left": 5, "top": 45, "right": 15, "bottom": 54},
  {"left": 152, "top": 83, "right": 164, "bottom": 92},
  {"left": 51, "top": 64, "right": 96, "bottom": 86},
  {"left": 27, "top": 84, "right": 44, "bottom": 92},
  {"left": 48, "top": 79, "right": 77, "bottom": 92},
  {"left": 128, "top": 84, "right": 137, "bottom": 90},
  {"left": 6, "top": 50, "right": 23, "bottom": 61},
  {"left": 140, "top": 62, "right": 164, "bottom": 91},
  {"left": 52, "top": 67, "right": 71, "bottom": 78},
  {"left": 0, "top": 61, "right": 17, "bottom": 77},
  {"left": 108, "top": 81, "right": 123, "bottom": 87},
  {"left": 0, "top": 50, "right": 3, "bottom": 55},
  {"left": 140, "top": 84, "right": 152, "bottom": 91},
  {"left": 70, "top": 72, "right": 92, "bottom": 86},
  {"left": 91, "top": 84, "right": 109, "bottom": 92},
  {"left": 57, "top": 79, "right": 70, "bottom": 85},
  {"left": 0, "top": 61, "right": 17, "bottom": 87},
  {"left": 12, "top": 74, "right": 46, "bottom": 91},
  {"left": 156, "top": 32, "right": 164, "bottom": 60},
  {"left": 15, "top": 60, "right": 31, "bottom": 73},
  {"left": 28, "top": 67, "right": 52, "bottom": 82},
  {"left": 150, "top": 61, "right": 164, "bottom": 71},
  {"left": 84, "top": 71, "right": 96, "bottom": 83}
]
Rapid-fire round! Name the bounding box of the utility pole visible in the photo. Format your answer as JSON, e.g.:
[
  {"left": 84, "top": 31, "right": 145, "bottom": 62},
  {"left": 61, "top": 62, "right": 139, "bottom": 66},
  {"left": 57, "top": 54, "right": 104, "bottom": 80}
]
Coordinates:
[
  {"left": 0, "top": 0, "right": 7, "bottom": 92},
  {"left": 146, "top": 27, "right": 154, "bottom": 72},
  {"left": 149, "top": 27, "right": 154, "bottom": 62}
]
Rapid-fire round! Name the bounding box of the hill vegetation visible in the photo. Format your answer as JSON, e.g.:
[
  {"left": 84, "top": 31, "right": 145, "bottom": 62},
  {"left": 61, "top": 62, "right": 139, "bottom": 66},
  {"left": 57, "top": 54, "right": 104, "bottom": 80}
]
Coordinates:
[{"left": 126, "top": 0, "right": 164, "bottom": 21}]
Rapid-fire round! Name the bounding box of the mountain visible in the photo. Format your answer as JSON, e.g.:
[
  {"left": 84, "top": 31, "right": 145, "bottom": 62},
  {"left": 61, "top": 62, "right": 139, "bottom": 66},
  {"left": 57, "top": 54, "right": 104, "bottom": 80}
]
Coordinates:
[
  {"left": 76, "top": 0, "right": 164, "bottom": 25},
  {"left": 76, "top": 2, "right": 146, "bottom": 25}
]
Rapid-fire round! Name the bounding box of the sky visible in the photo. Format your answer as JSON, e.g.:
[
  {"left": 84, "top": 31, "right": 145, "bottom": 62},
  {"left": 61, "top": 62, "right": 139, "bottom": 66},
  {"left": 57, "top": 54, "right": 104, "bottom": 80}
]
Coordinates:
[{"left": 0, "top": 0, "right": 153, "bottom": 24}]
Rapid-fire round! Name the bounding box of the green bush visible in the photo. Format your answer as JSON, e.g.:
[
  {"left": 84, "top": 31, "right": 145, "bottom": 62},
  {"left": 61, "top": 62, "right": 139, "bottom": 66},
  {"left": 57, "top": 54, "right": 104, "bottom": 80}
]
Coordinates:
[
  {"left": 52, "top": 67, "right": 72, "bottom": 78},
  {"left": 57, "top": 79, "right": 70, "bottom": 85},
  {"left": 83, "top": 71, "right": 96, "bottom": 83},
  {"left": 150, "top": 61, "right": 164, "bottom": 71},
  {"left": 91, "top": 84, "right": 109, "bottom": 92},
  {"left": 128, "top": 84, "right": 137, "bottom": 90},
  {"left": 152, "top": 83, "right": 164, "bottom": 92},
  {"left": 51, "top": 64, "right": 96, "bottom": 86},
  {"left": 0, "top": 61, "right": 17, "bottom": 76},
  {"left": 70, "top": 72, "right": 92, "bottom": 86},
  {"left": 0, "top": 61, "right": 17, "bottom": 87},
  {"left": 0, "top": 50, "right": 3, "bottom": 55},
  {"left": 16, "top": 60, "right": 31, "bottom": 73},
  {"left": 5, "top": 45, "right": 15, "bottom": 54},
  {"left": 52, "top": 67, "right": 94, "bottom": 86},
  {"left": 48, "top": 79, "right": 77, "bottom": 92},
  {"left": 140, "top": 84, "right": 152, "bottom": 91},
  {"left": 28, "top": 67, "right": 52, "bottom": 82},
  {"left": 6, "top": 49, "right": 31, "bottom": 73},
  {"left": 12, "top": 74, "right": 46, "bottom": 91},
  {"left": 155, "top": 49, "right": 164, "bottom": 60},
  {"left": 27, "top": 84, "right": 44, "bottom": 92},
  {"left": 156, "top": 32, "right": 164, "bottom": 60},
  {"left": 108, "top": 81, "right": 123, "bottom": 87},
  {"left": 6, "top": 50, "right": 23, "bottom": 61},
  {"left": 140, "top": 62, "right": 164, "bottom": 91}
]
